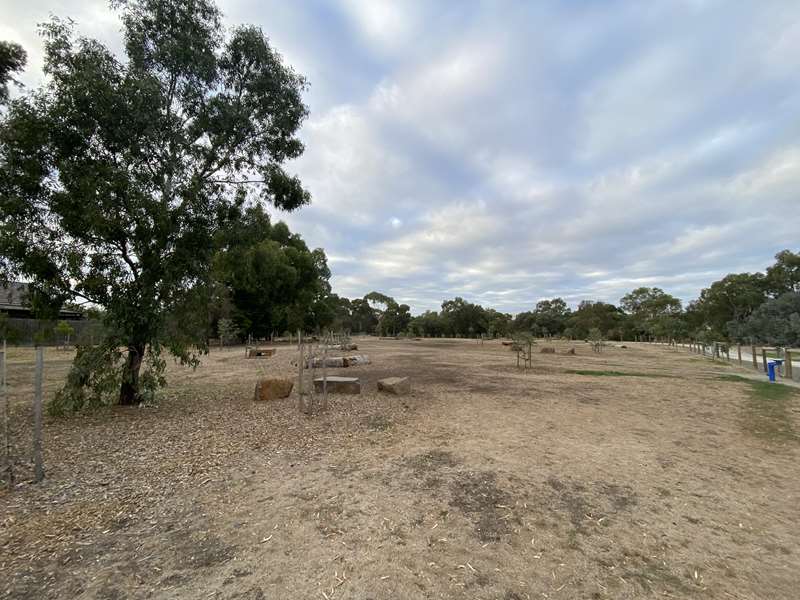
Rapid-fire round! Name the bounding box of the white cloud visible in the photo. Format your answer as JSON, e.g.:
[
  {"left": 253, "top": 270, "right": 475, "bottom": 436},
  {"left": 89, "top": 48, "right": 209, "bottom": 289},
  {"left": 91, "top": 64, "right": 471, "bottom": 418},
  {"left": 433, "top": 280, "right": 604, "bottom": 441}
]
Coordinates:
[{"left": 3, "top": 0, "right": 800, "bottom": 313}]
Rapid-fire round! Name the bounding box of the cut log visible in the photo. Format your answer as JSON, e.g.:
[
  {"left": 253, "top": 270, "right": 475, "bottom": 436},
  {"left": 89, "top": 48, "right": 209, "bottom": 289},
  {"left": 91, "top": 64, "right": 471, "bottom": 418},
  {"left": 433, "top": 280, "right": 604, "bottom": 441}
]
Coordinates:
[
  {"left": 342, "top": 354, "right": 370, "bottom": 367},
  {"left": 247, "top": 348, "right": 276, "bottom": 358}
]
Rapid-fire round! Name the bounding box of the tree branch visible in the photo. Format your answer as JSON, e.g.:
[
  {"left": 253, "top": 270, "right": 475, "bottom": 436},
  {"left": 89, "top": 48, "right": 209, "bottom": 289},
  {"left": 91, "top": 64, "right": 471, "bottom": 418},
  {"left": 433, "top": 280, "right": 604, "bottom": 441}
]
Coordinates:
[{"left": 207, "top": 179, "right": 267, "bottom": 185}]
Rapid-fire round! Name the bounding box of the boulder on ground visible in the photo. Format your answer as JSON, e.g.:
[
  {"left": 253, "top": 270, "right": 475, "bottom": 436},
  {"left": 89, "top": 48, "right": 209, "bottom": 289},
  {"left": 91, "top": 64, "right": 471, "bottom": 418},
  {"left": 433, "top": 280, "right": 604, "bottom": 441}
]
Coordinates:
[
  {"left": 564, "top": 347, "right": 576, "bottom": 355},
  {"left": 254, "top": 377, "right": 293, "bottom": 401},
  {"left": 314, "top": 376, "right": 361, "bottom": 394},
  {"left": 377, "top": 376, "right": 411, "bottom": 395},
  {"left": 501, "top": 341, "right": 513, "bottom": 346},
  {"left": 540, "top": 347, "right": 556, "bottom": 354}
]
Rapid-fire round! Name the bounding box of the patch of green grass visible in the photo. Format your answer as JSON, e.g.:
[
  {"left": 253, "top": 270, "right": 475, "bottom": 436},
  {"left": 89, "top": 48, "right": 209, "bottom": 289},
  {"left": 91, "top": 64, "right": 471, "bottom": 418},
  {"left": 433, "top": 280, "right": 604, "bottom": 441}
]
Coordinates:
[
  {"left": 718, "top": 375, "right": 799, "bottom": 444},
  {"left": 566, "top": 369, "right": 673, "bottom": 378}
]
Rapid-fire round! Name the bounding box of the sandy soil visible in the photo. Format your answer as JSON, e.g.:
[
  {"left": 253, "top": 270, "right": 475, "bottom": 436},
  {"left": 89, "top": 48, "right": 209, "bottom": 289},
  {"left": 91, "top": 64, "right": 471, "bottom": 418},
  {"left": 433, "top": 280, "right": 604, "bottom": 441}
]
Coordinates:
[{"left": 1, "top": 338, "right": 799, "bottom": 599}]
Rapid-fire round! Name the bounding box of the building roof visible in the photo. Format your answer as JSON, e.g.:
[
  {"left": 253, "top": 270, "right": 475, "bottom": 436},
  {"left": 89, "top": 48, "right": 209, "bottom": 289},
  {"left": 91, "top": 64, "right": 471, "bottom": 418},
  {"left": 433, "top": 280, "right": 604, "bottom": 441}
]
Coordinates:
[
  {"left": 0, "top": 282, "right": 84, "bottom": 319},
  {"left": 0, "top": 281, "right": 28, "bottom": 310}
]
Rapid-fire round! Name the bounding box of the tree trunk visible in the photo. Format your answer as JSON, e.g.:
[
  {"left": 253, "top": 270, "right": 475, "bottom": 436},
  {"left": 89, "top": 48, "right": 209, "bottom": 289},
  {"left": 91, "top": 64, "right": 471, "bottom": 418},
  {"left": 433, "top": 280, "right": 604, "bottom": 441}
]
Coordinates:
[{"left": 119, "top": 343, "right": 145, "bottom": 405}]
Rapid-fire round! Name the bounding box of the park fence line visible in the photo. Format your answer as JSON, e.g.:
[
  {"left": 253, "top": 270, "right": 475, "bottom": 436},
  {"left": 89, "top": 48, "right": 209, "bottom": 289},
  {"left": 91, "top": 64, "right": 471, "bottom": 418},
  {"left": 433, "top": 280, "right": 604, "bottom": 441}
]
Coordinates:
[{"left": 649, "top": 338, "right": 798, "bottom": 383}]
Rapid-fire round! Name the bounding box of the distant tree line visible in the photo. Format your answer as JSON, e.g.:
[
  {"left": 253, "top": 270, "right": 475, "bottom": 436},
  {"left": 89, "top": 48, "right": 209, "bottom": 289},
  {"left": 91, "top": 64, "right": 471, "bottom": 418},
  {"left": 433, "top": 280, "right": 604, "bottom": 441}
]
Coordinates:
[{"left": 322, "top": 250, "right": 799, "bottom": 348}]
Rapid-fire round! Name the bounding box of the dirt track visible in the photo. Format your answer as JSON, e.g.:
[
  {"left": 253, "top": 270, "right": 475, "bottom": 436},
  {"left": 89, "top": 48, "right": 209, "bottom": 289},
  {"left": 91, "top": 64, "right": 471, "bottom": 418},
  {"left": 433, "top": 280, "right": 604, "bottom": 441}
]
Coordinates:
[{"left": 1, "top": 339, "right": 799, "bottom": 599}]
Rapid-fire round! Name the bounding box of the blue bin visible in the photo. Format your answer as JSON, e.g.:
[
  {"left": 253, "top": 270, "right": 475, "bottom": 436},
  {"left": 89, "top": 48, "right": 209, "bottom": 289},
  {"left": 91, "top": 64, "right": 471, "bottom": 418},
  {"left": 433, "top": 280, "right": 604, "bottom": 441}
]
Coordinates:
[{"left": 767, "top": 359, "right": 784, "bottom": 382}]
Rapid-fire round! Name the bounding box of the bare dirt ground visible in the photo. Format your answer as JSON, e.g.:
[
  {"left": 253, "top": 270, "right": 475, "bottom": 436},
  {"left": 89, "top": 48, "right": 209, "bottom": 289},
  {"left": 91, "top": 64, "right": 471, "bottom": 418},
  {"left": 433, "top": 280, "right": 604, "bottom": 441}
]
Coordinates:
[{"left": 1, "top": 338, "right": 799, "bottom": 599}]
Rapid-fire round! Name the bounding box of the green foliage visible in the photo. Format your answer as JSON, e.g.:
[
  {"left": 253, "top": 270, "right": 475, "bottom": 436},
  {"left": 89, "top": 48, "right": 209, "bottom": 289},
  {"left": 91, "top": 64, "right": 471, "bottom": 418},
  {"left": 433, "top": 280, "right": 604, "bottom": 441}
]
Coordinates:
[
  {"left": 364, "top": 292, "right": 411, "bottom": 336},
  {"left": 690, "top": 273, "right": 766, "bottom": 341},
  {"left": 50, "top": 343, "right": 123, "bottom": 414},
  {"left": 54, "top": 319, "right": 75, "bottom": 345},
  {"left": 735, "top": 292, "right": 800, "bottom": 346},
  {"left": 0, "top": 0, "right": 310, "bottom": 407},
  {"left": 484, "top": 308, "right": 512, "bottom": 338},
  {"left": 408, "top": 310, "right": 444, "bottom": 337},
  {"left": 568, "top": 301, "right": 623, "bottom": 339},
  {"left": 217, "top": 317, "right": 238, "bottom": 345},
  {"left": 587, "top": 327, "right": 603, "bottom": 342},
  {"left": 214, "top": 206, "right": 331, "bottom": 337},
  {"left": 440, "top": 297, "right": 486, "bottom": 337},
  {"left": 513, "top": 298, "right": 571, "bottom": 337},
  {"left": 0, "top": 41, "right": 26, "bottom": 103},
  {"left": 765, "top": 250, "right": 800, "bottom": 296},
  {"left": 620, "top": 287, "right": 683, "bottom": 339},
  {"left": 51, "top": 342, "right": 166, "bottom": 414}
]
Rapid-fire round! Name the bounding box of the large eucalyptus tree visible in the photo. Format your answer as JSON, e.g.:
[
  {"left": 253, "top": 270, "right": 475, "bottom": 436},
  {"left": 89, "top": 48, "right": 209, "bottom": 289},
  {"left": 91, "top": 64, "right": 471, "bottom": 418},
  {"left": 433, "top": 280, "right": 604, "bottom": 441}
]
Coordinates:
[{"left": 0, "top": 0, "right": 310, "bottom": 407}]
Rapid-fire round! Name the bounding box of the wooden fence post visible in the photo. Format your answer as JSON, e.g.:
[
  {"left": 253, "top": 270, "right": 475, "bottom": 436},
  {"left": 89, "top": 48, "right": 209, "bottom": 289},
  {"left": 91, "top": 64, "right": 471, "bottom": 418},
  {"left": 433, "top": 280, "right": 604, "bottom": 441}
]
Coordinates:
[
  {"left": 785, "top": 350, "right": 793, "bottom": 380},
  {"left": 752, "top": 346, "right": 758, "bottom": 371},
  {"left": 322, "top": 335, "right": 328, "bottom": 412},
  {"left": 2, "top": 339, "right": 12, "bottom": 490},
  {"left": 737, "top": 345, "right": 742, "bottom": 367},
  {"left": 297, "top": 330, "right": 304, "bottom": 413},
  {"left": 33, "top": 346, "right": 44, "bottom": 483},
  {"left": 307, "top": 342, "right": 315, "bottom": 415},
  {"left": 762, "top": 349, "right": 768, "bottom": 374}
]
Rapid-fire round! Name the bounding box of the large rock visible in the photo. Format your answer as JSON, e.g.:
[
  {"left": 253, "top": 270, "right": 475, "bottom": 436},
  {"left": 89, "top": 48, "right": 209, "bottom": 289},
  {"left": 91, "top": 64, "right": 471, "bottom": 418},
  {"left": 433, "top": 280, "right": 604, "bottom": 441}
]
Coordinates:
[
  {"left": 254, "top": 377, "right": 293, "bottom": 401},
  {"left": 377, "top": 376, "right": 410, "bottom": 395},
  {"left": 540, "top": 347, "right": 556, "bottom": 354},
  {"left": 314, "top": 376, "right": 361, "bottom": 394}
]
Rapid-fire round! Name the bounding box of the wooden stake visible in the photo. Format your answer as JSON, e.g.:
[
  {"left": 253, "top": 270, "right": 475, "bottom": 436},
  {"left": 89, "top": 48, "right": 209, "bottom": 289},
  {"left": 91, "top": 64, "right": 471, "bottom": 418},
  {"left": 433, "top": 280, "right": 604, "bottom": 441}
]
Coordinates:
[
  {"left": 786, "top": 350, "right": 793, "bottom": 380},
  {"left": 737, "top": 344, "right": 742, "bottom": 366},
  {"left": 752, "top": 346, "right": 758, "bottom": 371},
  {"left": 33, "top": 346, "right": 44, "bottom": 483}
]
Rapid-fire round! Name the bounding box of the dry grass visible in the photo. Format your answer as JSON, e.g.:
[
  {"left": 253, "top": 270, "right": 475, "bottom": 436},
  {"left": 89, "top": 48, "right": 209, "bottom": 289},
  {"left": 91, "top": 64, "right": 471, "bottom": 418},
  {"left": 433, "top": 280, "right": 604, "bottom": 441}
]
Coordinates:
[{"left": 1, "top": 339, "right": 799, "bottom": 599}]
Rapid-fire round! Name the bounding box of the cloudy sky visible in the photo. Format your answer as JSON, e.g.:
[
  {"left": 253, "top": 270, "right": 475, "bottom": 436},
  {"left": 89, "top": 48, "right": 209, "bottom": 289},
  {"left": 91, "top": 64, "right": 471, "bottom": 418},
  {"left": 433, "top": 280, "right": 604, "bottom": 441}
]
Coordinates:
[{"left": 3, "top": 1, "right": 800, "bottom": 314}]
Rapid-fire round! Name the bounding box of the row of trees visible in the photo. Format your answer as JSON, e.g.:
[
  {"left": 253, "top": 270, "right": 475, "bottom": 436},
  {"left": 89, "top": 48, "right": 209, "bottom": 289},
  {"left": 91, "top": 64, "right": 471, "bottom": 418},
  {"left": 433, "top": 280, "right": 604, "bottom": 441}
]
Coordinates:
[{"left": 325, "top": 250, "right": 799, "bottom": 347}]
